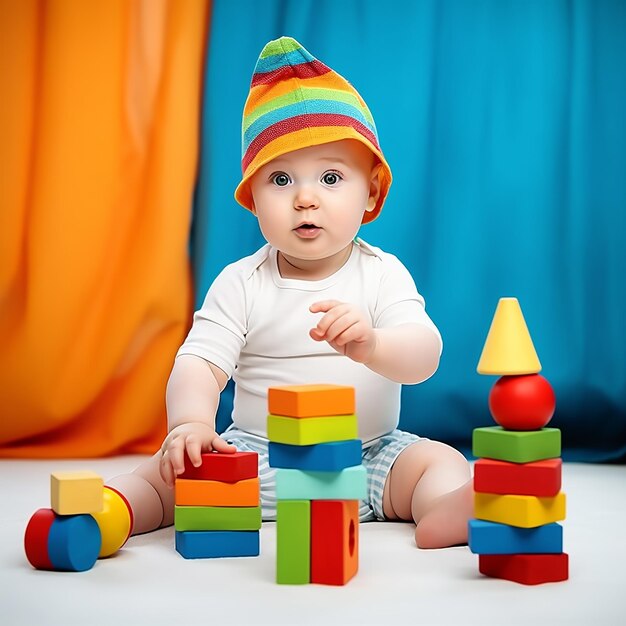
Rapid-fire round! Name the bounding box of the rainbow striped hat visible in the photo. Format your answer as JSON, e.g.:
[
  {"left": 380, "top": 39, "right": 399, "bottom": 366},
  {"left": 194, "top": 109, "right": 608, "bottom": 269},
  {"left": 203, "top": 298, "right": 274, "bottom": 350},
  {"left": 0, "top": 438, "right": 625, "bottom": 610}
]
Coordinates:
[{"left": 234, "top": 37, "right": 392, "bottom": 224}]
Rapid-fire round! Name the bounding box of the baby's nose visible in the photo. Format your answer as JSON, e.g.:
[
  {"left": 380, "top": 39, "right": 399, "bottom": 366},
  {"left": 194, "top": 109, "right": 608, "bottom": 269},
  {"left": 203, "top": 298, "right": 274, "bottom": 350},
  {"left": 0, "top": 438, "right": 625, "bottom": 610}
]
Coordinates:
[{"left": 294, "top": 188, "right": 320, "bottom": 210}]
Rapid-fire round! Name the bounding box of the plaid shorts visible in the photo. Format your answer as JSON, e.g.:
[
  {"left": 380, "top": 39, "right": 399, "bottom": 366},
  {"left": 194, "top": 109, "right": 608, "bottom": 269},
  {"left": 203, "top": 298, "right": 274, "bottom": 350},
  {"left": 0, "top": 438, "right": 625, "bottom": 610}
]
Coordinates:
[{"left": 222, "top": 426, "right": 427, "bottom": 522}]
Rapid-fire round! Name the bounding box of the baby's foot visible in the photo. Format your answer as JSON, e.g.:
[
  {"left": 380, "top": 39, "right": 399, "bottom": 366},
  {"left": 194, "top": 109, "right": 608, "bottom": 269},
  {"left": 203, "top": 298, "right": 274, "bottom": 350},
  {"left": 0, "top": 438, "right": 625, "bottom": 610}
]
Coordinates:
[{"left": 414, "top": 480, "right": 474, "bottom": 549}]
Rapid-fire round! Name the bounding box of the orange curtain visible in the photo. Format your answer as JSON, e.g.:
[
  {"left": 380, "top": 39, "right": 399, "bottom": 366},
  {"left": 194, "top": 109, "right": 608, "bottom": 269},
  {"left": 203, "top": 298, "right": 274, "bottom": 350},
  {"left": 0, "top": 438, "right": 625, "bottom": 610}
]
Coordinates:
[{"left": 0, "top": 0, "right": 209, "bottom": 457}]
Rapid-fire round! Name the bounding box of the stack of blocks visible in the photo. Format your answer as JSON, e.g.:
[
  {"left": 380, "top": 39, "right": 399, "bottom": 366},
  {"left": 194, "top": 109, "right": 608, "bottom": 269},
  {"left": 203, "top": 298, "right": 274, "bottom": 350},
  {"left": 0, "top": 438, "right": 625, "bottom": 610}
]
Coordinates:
[
  {"left": 268, "top": 384, "right": 366, "bottom": 585},
  {"left": 469, "top": 298, "right": 569, "bottom": 585},
  {"left": 175, "top": 451, "right": 261, "bottom": 558},
  {"left": 24, "top": 471, "right": 134, "bottom": 571},
  {"left": 24, "top": 471, "right": 103, "bottom": 572}
]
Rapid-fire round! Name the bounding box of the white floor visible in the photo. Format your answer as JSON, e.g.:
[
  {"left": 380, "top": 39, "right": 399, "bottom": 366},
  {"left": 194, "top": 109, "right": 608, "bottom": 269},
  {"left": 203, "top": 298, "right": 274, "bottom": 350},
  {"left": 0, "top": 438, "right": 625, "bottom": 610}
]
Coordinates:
[{"left": 1, "top": 457, "right": 625, "bottom": 625}]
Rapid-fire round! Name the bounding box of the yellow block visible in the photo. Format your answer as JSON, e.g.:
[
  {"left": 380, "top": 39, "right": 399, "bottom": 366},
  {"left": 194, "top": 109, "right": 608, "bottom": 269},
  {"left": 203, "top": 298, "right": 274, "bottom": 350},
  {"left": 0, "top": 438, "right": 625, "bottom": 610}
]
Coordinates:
[
  {"left": 474, "top": 492, "right": 566, "bottom": 528},
  {"left": 267, "top": 414, "right": 358, "bottom": 445},
  {"left": 477, "top": 297, "right": 542, "bottom": 375},
  {"left": 50, "top": 471, "right": 103, "bottom": 515}
]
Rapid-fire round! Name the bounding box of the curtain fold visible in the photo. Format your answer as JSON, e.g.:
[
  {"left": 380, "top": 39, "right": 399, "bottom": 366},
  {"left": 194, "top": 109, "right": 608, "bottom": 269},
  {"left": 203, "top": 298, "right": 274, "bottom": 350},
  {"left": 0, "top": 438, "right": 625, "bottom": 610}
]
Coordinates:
[
  {"left": 0, "top": 0, "right": 209, "bottom": 457},
  {"left": 196, "top": 0, "right": 626, "bottom": 461}
]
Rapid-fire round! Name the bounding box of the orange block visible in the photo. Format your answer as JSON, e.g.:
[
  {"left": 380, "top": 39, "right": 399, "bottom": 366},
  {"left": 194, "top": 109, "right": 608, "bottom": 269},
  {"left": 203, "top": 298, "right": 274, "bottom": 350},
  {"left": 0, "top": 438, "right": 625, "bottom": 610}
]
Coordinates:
[
  {"left": 175, "top": 477, "right": 260, "bottom": 507},
  {"left": 311, "top": 500, "right": 359, "bottom": 585},
  {"left": 268, "top": 385, "right": 355, "bottom": 418}
]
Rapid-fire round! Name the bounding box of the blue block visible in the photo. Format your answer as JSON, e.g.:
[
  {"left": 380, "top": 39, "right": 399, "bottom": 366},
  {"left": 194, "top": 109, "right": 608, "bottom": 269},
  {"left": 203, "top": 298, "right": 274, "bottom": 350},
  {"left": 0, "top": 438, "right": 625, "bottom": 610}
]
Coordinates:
[
  {"left": 48, "top": 514, "right": 102, "bottom": 571},
  {"left": 175, "top": 530, "right": 260, "bottom": 559},
  {"left": 468, "top": 519, "right": 563, "bottom": 555},
  {"left": 269, "top": 439, "right": 362, "bottom": 471},
  {"left": 276, "top": 465, "right": 367, "bottom": 500}
]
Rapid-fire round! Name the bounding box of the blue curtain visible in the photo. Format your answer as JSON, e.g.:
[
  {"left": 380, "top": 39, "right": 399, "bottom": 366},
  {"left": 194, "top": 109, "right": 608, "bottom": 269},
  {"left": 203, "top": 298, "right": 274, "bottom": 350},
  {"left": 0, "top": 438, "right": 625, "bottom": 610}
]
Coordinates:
[{"left": 193, "top": 0, "right": 626, "bottom": 461}]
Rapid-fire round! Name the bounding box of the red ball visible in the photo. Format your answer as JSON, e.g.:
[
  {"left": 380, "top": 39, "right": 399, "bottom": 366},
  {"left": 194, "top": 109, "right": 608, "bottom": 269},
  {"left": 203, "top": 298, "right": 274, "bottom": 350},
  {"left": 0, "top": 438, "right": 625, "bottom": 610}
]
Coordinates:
[{"left": 489, "top": 374, "right": 556, "bottom": 430}]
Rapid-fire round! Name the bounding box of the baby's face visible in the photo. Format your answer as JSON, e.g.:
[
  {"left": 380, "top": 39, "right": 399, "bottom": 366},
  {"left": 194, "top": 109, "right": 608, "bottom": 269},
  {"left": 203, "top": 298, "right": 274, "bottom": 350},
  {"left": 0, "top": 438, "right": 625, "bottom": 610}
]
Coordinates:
[{"left": 249, "top": 139, "right": 380, "bottom": 271}]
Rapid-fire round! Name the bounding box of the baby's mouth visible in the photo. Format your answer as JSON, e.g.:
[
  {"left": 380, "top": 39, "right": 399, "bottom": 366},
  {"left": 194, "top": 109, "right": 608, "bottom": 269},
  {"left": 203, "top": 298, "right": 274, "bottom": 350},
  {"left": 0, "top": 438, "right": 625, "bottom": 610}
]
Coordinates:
[{"left": 294, "top": 223, "right": 322, "bottom": 238}]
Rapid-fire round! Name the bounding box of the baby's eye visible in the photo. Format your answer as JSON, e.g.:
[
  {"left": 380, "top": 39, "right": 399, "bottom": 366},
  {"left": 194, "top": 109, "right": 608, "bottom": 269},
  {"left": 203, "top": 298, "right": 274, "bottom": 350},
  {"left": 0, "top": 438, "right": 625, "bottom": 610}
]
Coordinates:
[
  {"left": 321, "top": 171, "right": 342, "bottom": 186},
  {"left": 271, "top": 172, "right": 291, "bottom": 187}
]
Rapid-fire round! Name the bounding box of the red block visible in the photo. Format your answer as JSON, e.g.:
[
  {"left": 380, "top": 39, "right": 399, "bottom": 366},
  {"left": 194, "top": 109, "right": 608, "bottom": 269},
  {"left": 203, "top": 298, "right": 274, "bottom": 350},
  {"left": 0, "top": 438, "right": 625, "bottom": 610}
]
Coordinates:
[
  {"left": 311, "top": 500, "right": 359, "bottom": 586},
  {"left": 24, "top": 508, "right": 56, "bottom": 570},
  {"left": 179, "top": 451, "right": 258, "bottom": 482},
  {"left": 474, "top": 458, "right": 562, "bottom": 496},
  {"left": 479, "top": 553, "right": 569, "bottom": 585}
]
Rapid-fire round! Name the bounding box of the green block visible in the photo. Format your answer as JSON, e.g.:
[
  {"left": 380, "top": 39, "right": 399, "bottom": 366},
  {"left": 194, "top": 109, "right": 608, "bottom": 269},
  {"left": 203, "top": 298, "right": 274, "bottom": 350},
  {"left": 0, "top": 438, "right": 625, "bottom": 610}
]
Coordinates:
[
  {"left": 276, "top": 465, "right": 367, "bottom": 500},
  {"left": 277, "top": 501, "right": 310, "bottom": 584},
  {"left": 472, "top": 427, "right": 561, "bottom": 463},
  {"left": 267, "top": 413, "right": 358, "bottom": 445},
  {"left": 174, "top": 505, "right": 262, "bottom": 531}
]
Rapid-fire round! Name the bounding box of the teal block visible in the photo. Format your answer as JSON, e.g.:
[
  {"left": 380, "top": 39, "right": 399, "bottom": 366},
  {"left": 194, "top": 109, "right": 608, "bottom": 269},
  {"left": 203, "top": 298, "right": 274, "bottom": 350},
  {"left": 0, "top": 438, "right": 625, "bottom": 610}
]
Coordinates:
[{"left": 275, "top": 465, "right": 367, "bottom": 500}]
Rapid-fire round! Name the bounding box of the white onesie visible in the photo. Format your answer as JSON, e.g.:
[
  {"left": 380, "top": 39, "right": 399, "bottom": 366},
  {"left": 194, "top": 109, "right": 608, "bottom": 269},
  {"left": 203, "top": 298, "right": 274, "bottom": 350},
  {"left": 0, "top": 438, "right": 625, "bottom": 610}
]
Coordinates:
[{"left": 177, "top": 238, "right": 442, "bottom": 445}]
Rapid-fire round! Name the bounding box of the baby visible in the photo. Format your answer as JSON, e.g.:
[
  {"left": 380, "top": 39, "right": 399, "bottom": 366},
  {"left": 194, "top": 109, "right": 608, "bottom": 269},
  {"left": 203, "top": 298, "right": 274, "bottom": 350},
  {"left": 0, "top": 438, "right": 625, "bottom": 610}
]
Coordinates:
[{"left": 108, "top": 36, "right": 473, "bottom": 549}]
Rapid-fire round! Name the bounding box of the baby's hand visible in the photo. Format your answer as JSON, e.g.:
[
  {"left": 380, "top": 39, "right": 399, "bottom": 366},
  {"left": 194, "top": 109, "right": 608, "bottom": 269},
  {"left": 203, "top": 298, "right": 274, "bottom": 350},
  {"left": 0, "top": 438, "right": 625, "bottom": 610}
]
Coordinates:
[
  {"left": 309, "top": 300, "right": 377, "bottom": 364},
  {"left": 159, "top": 422, "right": 236, "bottom": 487}
]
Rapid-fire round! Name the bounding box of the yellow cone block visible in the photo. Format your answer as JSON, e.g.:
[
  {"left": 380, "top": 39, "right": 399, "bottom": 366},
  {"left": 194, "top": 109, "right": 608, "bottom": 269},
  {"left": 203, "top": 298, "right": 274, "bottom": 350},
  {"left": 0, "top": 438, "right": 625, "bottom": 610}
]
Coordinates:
[
  {"left": 477, "top": 298, "right": 542, "bottom": 375},
  {"left": 474, "top": 492, "right": 566, "bottom": 528}
]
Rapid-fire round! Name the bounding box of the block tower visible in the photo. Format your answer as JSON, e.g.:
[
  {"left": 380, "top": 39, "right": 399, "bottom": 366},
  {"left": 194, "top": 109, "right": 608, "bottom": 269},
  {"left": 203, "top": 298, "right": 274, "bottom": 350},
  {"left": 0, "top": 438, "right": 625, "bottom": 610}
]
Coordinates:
[
  {"left": 268, "top": 384, "right": 366, "bottom": 585},
  {"left": 24, "top": 471, "right": 105, "bottom": 571},
  {"left": 175, "top": 451, "right": 261, "bottom": 558},
  {"left": 469, "top": 297, "right": 569, "bottom": 585}
]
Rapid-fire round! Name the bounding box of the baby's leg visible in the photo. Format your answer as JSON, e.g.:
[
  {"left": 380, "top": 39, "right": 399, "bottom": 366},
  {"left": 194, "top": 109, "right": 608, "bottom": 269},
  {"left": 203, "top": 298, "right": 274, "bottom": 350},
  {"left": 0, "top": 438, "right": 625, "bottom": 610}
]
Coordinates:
[
  {"left": 382, "top": 441, "right": 473, "bottom": 549},
  {"left": 107, "top": 452, "right": 174, "bottom": 535}
]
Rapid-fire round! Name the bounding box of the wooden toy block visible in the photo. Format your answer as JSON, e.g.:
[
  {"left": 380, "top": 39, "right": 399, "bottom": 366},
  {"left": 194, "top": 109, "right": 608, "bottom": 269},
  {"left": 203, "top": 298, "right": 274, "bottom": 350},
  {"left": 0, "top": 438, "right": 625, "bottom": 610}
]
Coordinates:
[
  {"left": 488, "top": 374, "right": 555, "bottom": 430},
  {"left": 311, "top": 500, "right": 359, "bottom": 585},
  {"left": 175, "top": 530, "right": 260, "bottom": 559},
  {"left": 267, "top": 413, "right": 358, "bottom": 445},
  {"left": 468, "top": 519, "right": 563, "bottom": 554},
  {"left": 179, "top": 451, "right": 258, "bottom": 482},
  {"left": 275, "top": 465, "right": 367, "bottom": 500},
  {"left": 276, "top": 500, "right": 310, "bottom": 584},
  {"left": 47, "top": 513, "right": 102, "bottom": 572},
  {"left": 474, "top": 492, "right": 566, "bottom": 528},
  {"left": 269, "top": 439, "right": 362, "bottom": 471},
  {"left": 90, "top": 486, "right": 133, "bottom": 557},
  {"left": 268, "top": 384, "right": 355, "bottom": 417},
  {"left": 479, "top": 553, "right": 569, "bottom": 585},
  {"left": 50, "top": 471, "right": 103, "bottom": 515},
  {"left": 474, "top": 458, "right": 562, "bottom": 496},
  {"left": 477, "top": 297, "right": 542, "bottom": 375},
  {"left": 472, "top": 426, "right": 561, "bottom": 463},
  {"left": 174, "top": 505, "right": 262, "bottom": 531},
  {"left": 24, "top": 508, "right": 56, "bottom": 570},
  {"left": 175, "top": 477, "right": 260, "bottom": 507}
]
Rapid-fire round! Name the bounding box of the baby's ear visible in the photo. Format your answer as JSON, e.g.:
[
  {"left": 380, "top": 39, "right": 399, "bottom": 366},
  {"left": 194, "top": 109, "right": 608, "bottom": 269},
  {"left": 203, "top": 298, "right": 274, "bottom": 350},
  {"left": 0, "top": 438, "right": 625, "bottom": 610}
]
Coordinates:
[{"left": 366, "top": 163, "right": 383, "bottom": 213}]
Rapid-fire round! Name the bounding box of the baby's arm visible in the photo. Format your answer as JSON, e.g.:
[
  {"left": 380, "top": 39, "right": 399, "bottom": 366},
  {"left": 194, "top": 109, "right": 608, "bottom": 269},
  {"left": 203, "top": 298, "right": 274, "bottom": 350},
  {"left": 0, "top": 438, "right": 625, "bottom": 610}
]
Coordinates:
[
  {"left": 160, "top": 354, "right": 236, "bottom": 487},
  {"left": 309, "top": 300, "right": 440, "bottom": 384}
]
